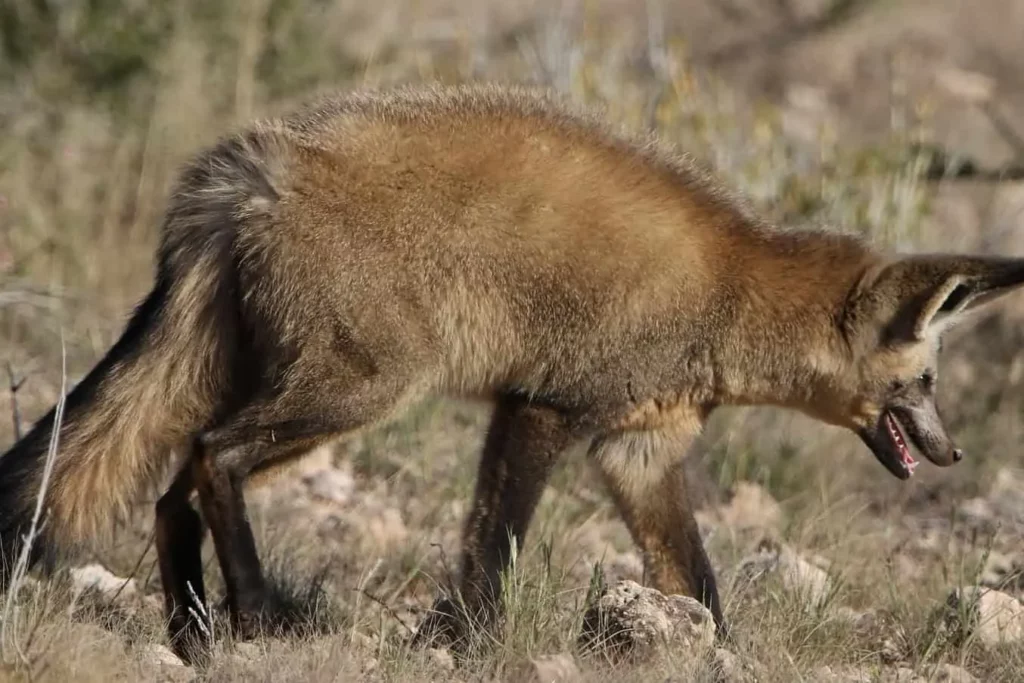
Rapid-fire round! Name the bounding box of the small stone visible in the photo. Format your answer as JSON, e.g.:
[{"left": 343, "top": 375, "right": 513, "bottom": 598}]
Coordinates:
[
  {"left": 529, "top": 653, "right": 581, "bottom": 682},
  {"left": 69, "top": 564, "right": 138, "bottom": 603},
  {"left": 579, "top": 580, "right": 715, "bottom": 660},
  {"left": 429, "top": 647, "right": 455, "bottom": 671},
  {"left": 946, "top": 586, "right": 1024, "bottom": 646}
]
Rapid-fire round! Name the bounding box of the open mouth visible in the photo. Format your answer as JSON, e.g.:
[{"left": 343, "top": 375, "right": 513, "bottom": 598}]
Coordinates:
[
  {"left": 860, "top": 409, "right": 920, "bottom": 481},
  {"left": 883, "top": 411, "right": 919, "bottom": 477},
  {"left": 860, "top": 403, "right": 961, "bottom": 479}
]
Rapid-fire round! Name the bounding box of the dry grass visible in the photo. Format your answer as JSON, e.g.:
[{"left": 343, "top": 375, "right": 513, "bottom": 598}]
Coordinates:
[{"left": 2, "top": 1, "right": 1024, "bottom": 681}]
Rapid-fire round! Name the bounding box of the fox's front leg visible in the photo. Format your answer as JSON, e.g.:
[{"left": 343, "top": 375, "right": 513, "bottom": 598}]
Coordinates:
[
  {"left": 590, "top": 429, "right": 727, "bottom": 635},
  {"left": 414, "top": 393, "right": 574, "bottom": 647}
]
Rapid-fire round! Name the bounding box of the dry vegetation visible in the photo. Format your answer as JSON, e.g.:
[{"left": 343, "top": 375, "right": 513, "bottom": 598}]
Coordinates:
[{"left": 2, "top": 1, "right": 1024, "bottom": 681}]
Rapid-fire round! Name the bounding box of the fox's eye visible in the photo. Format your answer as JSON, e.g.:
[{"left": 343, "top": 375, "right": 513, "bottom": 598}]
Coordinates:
[{"left": 918, "top": 370, "right": 935, "bottom": 388}]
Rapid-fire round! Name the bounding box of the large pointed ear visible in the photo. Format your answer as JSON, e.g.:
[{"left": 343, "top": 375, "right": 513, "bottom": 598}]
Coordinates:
[{"left": 852, "top": 254, "right": 1024, "bottom": 343}]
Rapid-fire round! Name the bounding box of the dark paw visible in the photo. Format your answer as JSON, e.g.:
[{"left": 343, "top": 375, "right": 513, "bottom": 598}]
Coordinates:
[
  {"left": 412, "top": 597, "right": 467, "bottom": 649},
  {"left": 231, "top": 609, "right": 265, "bottom": 642},
  {"left": 230, "top": 596, "right": 289, "bottom": 641},
  {"left": 167, "top": 617, "right": 214, "bottom": 667}
]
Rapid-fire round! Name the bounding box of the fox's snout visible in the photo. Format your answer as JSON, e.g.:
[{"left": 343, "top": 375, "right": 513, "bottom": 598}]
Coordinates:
[
  {"left": 858, "top": 400, "right": 963, "bottom": 480},
  {"left": 894, "top": 402, "right": 961, "bottom": 467}
]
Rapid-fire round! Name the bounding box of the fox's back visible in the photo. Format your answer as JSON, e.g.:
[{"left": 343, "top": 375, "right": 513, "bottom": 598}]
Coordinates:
[{"left": 174, "top": 85, "right": 776, "bottom": 399}]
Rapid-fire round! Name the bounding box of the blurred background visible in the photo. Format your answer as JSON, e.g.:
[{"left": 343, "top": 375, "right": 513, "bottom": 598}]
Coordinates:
[{"left": 1, "top": 1, "right": 1024, "bottom": 680}]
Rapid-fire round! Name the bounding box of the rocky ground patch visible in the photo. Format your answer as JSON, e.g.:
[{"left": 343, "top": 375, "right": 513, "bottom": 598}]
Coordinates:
[{"left": 4, "top": 458, "right": 1020, "bottom": 682}]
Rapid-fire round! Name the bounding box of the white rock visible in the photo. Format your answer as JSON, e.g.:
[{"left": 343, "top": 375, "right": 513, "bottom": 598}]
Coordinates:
[
  {"left": 579, "top": 580, "right": 715, "bottom": 658},
  {"left": 69, "top": 564, "right": 137, "bottom": 602},
  {"left": 947, "top": 586, "right": 1024, "bottom": 646}
]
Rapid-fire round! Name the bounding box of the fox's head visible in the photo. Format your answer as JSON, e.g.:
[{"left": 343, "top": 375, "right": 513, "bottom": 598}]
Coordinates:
[{"left": 818, "top": 254, "right": 1024, "bottom": 480}]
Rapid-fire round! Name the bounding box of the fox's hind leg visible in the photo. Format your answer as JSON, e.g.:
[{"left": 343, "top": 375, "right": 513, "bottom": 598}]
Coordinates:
[
  {"left": 155, "top": 432, "right": 330, "bottom": 661},
  {"left": 415, "top": 394, "right": 574, "bottom": 649},
  {"left": 590, "top": 430, "right": 727, "bottom": 637},
  {"left": 155, "top": 463, "right": 209, "bottom": 663},
  {"left": 187, "top": 362, "right": 419, "bottom": 643}
]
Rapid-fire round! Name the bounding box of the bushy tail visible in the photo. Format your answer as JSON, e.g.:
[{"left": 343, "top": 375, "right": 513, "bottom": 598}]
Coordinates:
[
  {"left": 0, "top": 265, "right": 231, "bottom": 583},
  {"left": 0, "top": 125, "right": 287, "bottom": 588}
]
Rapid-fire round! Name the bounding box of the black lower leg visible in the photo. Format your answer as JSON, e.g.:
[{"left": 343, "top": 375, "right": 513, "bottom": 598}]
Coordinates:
[
  {"left": 417, "top": 396, "right": 573, "bottom": 646},
  {"left": 684, "top": 512, "right": 728, "bottom": 638},
  {"left": 190, "top": 393, "right": 391, "bottom": 639},
  {"left": 186, "top": 366, "right": 410, "bottom": 639},
  {"left": 190, "top": 437, "right": 270, "bottom": 639},
  {"left": 155, "top": 465, "right": 208, "bottom": 661}
]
